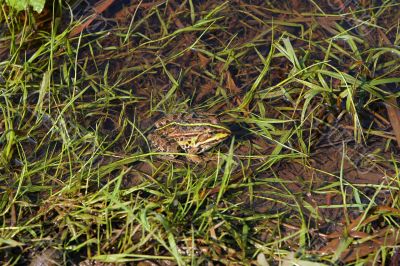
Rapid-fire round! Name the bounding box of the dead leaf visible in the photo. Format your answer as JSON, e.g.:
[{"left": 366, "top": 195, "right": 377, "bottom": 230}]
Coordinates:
[
  {"left": 225, "top": 71, "right": 241, "bottom": 93},
  {"left": 377, "top": 28, "right": 392, "bottom": 45},
  {"left": 385, "top": 96, "right": 400, "bottom": 148},
  {"left": 168, "top": 5, "right": 185, "bottom": 29},
  {"left": 341, "top": 229, "right": 400, "bottom": 263},
  {"left": 197, "top": 53, "right": 210, "bottom": 68},
  {"left": 317, "top": 207, "right": 400, "bottom": 263},
  {"left": 69, "top": 0, "right": 115, "bottom": 37},
  {"left": 195, "top": 82, "right": 216, "bottom": 102},
  {"left": 317, "top": 17, "right": 340, "bottom": 35}
]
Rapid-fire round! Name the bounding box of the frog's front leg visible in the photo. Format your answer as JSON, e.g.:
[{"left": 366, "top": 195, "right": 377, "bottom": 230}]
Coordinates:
[
  {"left": 186, "top": 154, "right": 203, "bottom": 163},
  {"left": 184, "top": 146, "right": 211, "bottom": 164}
]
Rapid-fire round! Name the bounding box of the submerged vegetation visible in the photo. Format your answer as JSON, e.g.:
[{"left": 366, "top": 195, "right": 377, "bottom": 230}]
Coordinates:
[{"left": 1, "top": 0, "right": 400, "bottom": 265}]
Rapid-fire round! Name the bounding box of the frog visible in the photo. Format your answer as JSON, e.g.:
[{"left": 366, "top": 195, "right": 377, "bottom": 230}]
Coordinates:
[{"left": 147, "top": 112, "right": 231, "bottom": 161}]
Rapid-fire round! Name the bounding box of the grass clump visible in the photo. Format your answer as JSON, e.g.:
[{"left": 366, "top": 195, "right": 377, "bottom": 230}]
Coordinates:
[{"left": 1, "top": 0, "right": 400, "bottom": 265}]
